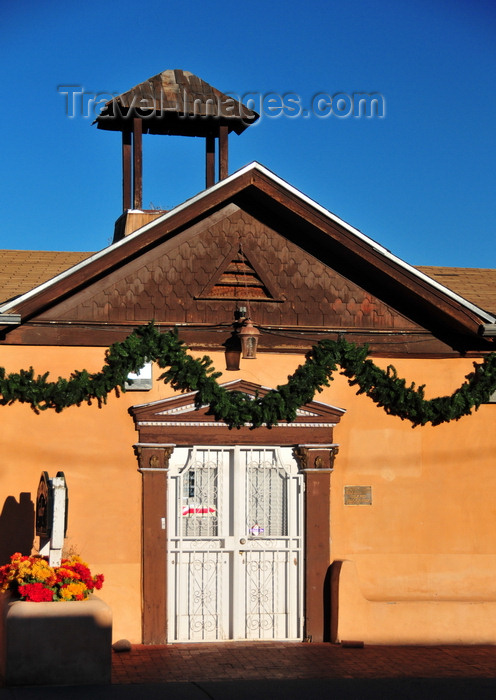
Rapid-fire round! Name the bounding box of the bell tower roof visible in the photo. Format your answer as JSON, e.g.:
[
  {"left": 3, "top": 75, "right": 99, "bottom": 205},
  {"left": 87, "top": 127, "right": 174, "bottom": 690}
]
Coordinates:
[
  {"left": 96, "top": 69, "right": 258, "bottom": 136},
  {"left": 95, "top": 69, "right": 259, "bottom": 217}
]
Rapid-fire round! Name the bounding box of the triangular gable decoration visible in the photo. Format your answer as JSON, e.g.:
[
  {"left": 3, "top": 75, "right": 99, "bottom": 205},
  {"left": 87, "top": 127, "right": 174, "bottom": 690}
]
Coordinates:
[
  {"left": 197, "top": 244, "right": 281, "bottom": 302},
  {"left": 131, "top": 379, "right": 345, "bottom": 447}
]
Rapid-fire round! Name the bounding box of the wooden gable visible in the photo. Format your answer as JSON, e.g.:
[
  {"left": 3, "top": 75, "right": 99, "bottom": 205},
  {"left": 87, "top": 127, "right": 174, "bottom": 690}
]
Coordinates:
[
  {"left": 131, "top": 379, "right": 345, "bottom": 446},
  {"left": 2, "top": 164, "right": 494, "bottom": 356},
  {"left": 33, "top": 205, "right": 418, "bottom": 330}
]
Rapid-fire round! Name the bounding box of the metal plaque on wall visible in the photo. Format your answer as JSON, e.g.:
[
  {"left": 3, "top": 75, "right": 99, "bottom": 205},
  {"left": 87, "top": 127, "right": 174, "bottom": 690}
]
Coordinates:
[{"left": 344, "top": 485, "right": 372, "bottom": 505}]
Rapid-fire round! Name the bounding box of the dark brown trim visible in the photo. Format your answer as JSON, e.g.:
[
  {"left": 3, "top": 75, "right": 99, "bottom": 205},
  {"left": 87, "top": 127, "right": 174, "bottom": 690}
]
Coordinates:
[
  {"left": 133, "top": 118, "right": 143, "bottom": 209},
  {"left": 206, "top": 134, "right": 215, "bottom": 188},
  {"left": 1, "top": 322, "right": 487, "bottom": 357},
  {"left": 131, "top": 378, "right": 345, "bottom": 429},
  {"left": 304, "top": 467, "right": 332, "bottom": 642},
  {"left": 135, "top": 444, "right": 174, "bottom": 644},
  {"left": 122, "top": 130, "right": 132, "bottom": 211},
  {"left": 294, "top": 445, "right": 337, "bottom": 642},
  {"left": 218, "top": 125, "right": 228, "bottom": 180},
  {"left": 136, "top": 425, "right": 340, "bottom": 446}
]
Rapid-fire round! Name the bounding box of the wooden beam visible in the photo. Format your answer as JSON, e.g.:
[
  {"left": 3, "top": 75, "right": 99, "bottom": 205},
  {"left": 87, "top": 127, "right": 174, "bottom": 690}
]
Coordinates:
[
  {"left": 206, "top": 133, "right": 215, "bottom": 188},
  {"left": 136, "top": 445, "right": 173, "bottom": 644},
  {"left": 296, "top": 446, "right": 335, "bottom": 642},
  {"left": 122, "top": 129, "right": 132, "bottom": 211},
  {"left": 218, "top": 125, "right": 229, "bottom": 180},
  {"left": 133, "top": 118, "right": 143, "bottom": 209}
]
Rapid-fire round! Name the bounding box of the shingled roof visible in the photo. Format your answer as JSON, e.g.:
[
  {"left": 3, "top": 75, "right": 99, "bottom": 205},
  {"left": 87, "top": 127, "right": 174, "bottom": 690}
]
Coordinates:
[
  {"left": 96, "top": 69, "right": 259, "bottom": 136},
  {"left": 417, "top": 266, "right": 496, "bottom": 315},
  {"left": 0, "top": 250, "right": 91, "bottom": 305}
]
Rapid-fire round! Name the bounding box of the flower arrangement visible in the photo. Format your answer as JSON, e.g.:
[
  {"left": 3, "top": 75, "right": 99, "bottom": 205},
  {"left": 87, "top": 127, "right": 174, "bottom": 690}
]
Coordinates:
[{"left": 0, "top": 553, "right": 104, "bottom": 602}]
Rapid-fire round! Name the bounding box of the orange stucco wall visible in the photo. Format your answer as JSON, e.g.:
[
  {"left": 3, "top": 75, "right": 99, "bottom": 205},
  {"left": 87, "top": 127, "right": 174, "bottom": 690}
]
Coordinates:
[
  {"left": 1, "top": 345, "right": 495, "bottom": 643},
  {"left": 329, "top": 356, "right": 496, "bottom": 643}
]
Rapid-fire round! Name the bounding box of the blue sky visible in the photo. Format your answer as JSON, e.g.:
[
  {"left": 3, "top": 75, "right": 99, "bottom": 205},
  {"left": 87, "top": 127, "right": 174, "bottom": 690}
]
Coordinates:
[{"left": 1, "top": 0, "right": 495, "bottom": 267}]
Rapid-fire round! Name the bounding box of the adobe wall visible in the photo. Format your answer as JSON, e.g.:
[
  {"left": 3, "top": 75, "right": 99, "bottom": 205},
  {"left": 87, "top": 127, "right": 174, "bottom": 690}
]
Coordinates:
[
  {"left": 328, "top": 355, "right": 496, "bottom": 644},
  {"left": 0, "top": 345, "right": 494, "bottom": 643}
]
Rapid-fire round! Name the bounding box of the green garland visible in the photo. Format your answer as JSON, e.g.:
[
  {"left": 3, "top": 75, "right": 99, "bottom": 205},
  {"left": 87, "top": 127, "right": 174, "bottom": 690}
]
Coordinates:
[{"left": 1, "top": 323, "right": 496, "bottom": 428}]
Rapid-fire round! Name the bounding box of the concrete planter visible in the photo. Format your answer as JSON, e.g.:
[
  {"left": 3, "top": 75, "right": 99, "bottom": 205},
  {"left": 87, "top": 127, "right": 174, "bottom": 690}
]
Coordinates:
[{"left": 0, "top": 592, "right": 112, "bottom": 686}]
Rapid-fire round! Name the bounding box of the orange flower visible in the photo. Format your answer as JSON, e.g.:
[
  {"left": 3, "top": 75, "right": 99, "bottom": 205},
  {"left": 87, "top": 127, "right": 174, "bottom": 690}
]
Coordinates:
[{"left": 0, "top": 553, "right": 104, "bottom": 602}]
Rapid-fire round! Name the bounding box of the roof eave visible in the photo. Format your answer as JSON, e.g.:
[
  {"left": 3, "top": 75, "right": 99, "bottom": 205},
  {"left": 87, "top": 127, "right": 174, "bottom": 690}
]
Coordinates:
[
  {"left": 480, "top": 323, "right": 496, "bottom": 337},
  {"left": 0, "top": 313, "right": 21, "bottom": 325}
]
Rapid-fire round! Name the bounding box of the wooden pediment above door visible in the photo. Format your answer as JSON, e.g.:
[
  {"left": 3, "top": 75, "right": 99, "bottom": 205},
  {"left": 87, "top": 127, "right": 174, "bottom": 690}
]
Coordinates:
[{"left": 130, "top": 379, "right": 345, "bottom": 446}]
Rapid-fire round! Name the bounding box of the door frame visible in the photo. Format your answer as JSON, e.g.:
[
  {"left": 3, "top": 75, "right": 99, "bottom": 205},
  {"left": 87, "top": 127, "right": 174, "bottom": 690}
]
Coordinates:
[
  {"left": 166, "top": 445, "right": 305, "bottom": 642},
  {"left": 131, "top": 380, "right": 344, "bottom": 644}
]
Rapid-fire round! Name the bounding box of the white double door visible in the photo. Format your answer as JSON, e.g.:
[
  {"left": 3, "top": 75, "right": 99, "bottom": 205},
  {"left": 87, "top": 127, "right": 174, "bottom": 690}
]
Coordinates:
[{"left": 167, "top": 446, "right": 304, "bottom": 642}]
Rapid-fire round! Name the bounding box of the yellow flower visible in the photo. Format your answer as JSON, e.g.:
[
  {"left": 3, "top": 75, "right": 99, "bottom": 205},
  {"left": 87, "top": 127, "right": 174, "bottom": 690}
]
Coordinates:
[
  {"left": 59, "top": 581, "right": 87, "bottom": 601},
  {"left": 13, "top": 558, "right": 56, "bottom": 586}
]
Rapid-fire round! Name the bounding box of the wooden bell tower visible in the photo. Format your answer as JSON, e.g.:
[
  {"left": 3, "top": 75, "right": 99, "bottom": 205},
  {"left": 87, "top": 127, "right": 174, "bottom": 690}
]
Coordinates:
[{"left": 95, "top": 69, "right": 259, "bottom": 213}]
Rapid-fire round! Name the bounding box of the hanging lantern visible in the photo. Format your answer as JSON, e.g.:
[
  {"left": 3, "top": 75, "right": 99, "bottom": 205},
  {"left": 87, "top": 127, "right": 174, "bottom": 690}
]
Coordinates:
[
  {"left": 224, "top": 331, "right": 242, "bottom": 371},
  {"left": 239, "top": 318, "right": 260, "bottom": 359}
]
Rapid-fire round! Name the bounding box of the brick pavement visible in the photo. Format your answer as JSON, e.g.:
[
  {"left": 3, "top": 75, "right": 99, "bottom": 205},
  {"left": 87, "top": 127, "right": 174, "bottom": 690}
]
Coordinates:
[{"left": 111, "top": 643, "right": 496, "bottom": 684}]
